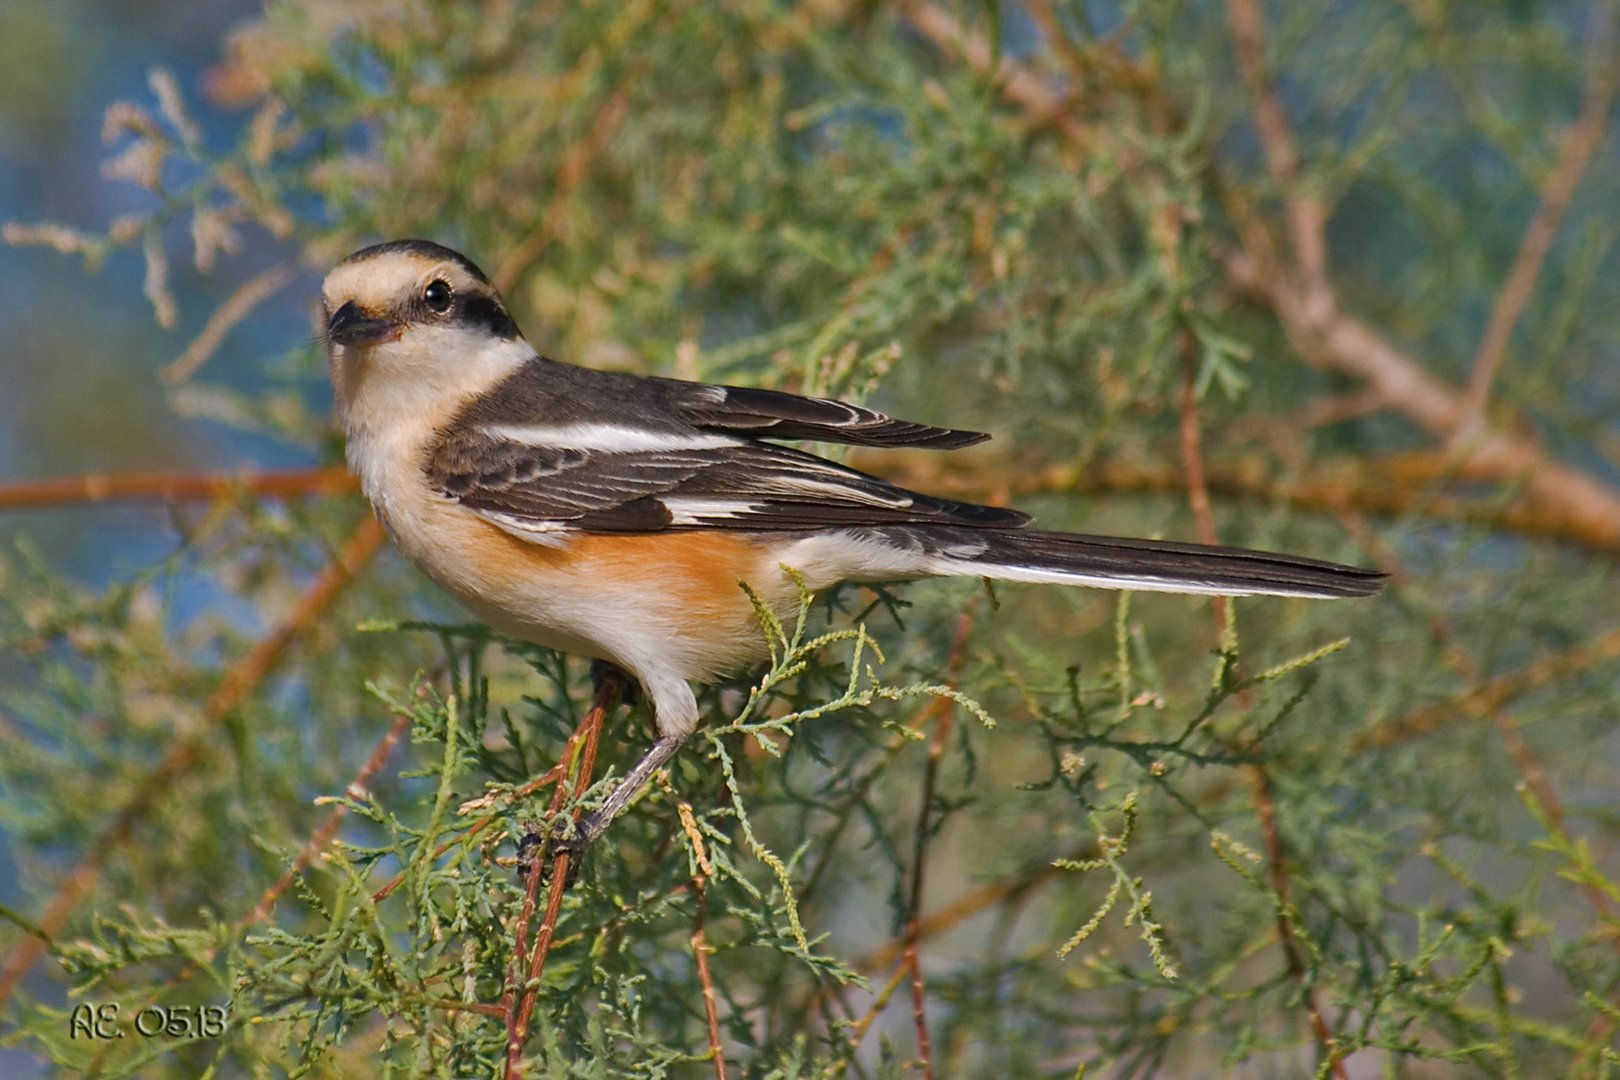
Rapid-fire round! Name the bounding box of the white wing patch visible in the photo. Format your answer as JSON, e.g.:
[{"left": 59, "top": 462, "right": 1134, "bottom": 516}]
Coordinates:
[
  {"left": 481, "top": 422, "right": 742, "bottom": 453},
  {"left": 478, "top": 511, "right": 573, "bottom": 547},
  {"left": 759, "top": 474, "right": 914, "bottom": 507},
  {"left": 662, "top": 497, "right": 770, "bottom": 524}
]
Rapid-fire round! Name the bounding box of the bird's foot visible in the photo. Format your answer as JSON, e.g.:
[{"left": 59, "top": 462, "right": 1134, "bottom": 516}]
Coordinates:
[{"left": 515, "top": 814, "right": 600, "bottom": 888}]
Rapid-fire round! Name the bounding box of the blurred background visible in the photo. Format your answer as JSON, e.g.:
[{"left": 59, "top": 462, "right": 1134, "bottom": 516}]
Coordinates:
[
  {"left": 1, "top": 0, "right": 302, "bottom": 575},
  {"left": 1, "top": 1, "right": 1617, "bottom": 1076}
]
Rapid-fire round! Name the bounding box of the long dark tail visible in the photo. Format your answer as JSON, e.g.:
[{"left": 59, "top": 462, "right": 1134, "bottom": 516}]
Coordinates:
[{"left": 885, "top": 526, "right": 1385, "bottom": 599}]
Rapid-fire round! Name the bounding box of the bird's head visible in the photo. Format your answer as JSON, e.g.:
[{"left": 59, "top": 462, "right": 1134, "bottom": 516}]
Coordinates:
[{"left": 321, "top": 240, "right": 527, "bottom": 428}]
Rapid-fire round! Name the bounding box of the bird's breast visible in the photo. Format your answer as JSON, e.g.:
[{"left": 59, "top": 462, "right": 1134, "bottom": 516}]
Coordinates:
[{"left": 345, "top": 418, "right": 797, "bottom": 679}]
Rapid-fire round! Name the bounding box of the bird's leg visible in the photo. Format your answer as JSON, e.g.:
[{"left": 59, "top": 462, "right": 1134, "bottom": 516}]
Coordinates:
[
  {"left": 515, "top": 661, "right": 625, "bottom": 880},
  {"left": 515, "top": 662, "right": 688, "bottom": 882},
  {"left": 553, "top": 732, "right": 687, "bottom": 853}
]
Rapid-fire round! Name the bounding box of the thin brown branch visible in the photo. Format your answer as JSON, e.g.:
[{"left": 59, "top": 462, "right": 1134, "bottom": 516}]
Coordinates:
[
  {"left": 503, "top": 850, "right": 573, "bottom": 1080},
  {"left": 860, "top": 447, "right": 1620, "bottom": 556},
  {"left": 691, "top": 875, "right": 729, "bottom": 1080},
  {"left": 1023, "top": 0, "right": 1090, "bottom": 101},
  {"left": 0, "top": 514, "right": 385, "bottom": 1009},
  {"left": 502, "top": 672, "right": 622, "bottom": 1079},
  {"left": 798, "top": 599, "right": 981, "bottom": 911},
  {"left": 1249, "top": 766, "right": 1347, "bottom": 1077},
  {"left": 206, "top": 517, "right": 386, "bottom": 716},
  {"left": 675, "top": 800, "right": 728, "bottom": 1077},
  {"left": 493, "top": 88, "right": 633, "bottom": 296},
  {"left": 1435, "top": 619, "right": 1613, "bottom": 923},
  {"left": 0, "top": 464, "right": 355, "bottom": 510},
  {"left": 1177, "top": 334, "right": 1231, "bottom": 635},
  {"left": 902, "top": 865, "right": 936, "bottom": 1078},
  {"left": 1294, "top": 387, "right": 1389, "bottom": 430},
  {"left": 802, "top": 608, "right": 978, "bottom": 1057},
  {"left": 502, "top": 847, "right": 550, "bottom": 1078},
  {"left": 856, "top": 857, "right": 1076, "bottom": 975},
  {"left": 839, "top": 962, "right": 913, "bottom": 1067},
  {"left": 1460, "top": 8, "right": 1620, "bottom": 431},
  {"left": 5, "top": 427, "right": 1610, "bottom": 560}
]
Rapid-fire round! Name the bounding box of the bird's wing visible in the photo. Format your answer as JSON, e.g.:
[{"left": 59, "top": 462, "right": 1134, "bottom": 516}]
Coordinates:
[
  {"left": 652, "top": 378, "right": 990, "bottom": 449},
  {"left": 426, "top": 425, "right": 1027, "bottom": 541}
]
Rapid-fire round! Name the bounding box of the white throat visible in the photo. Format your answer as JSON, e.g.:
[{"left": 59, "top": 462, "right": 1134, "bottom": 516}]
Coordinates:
[{"left": 332, "top": 331, "right": 534, "bottom": 510}]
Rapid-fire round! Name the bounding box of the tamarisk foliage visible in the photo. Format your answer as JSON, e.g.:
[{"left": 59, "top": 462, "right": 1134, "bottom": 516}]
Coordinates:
[{"left": 3, "top": 2, "right": 1617, "bottom": 1075}]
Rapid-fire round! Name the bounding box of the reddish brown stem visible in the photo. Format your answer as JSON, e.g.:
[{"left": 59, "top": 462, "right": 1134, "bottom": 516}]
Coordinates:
[
  {"left": 1250, "top": 766, "right": 1347, "bottom": 1077},
  {"left": 1177, "top": 337, "right": 1231, "bottom": 637},
  {"left": 692, "top": 876, "right": 729, "bottom": 1080},
  {"left": 0, "top": 465, "right": 355, "bottom": 510},
  {"left": 501, "top": 673, "right": 621, "bottom": 1078},
  {"left": 899, "top": 613, "right": 973, "bottom": 1080}
]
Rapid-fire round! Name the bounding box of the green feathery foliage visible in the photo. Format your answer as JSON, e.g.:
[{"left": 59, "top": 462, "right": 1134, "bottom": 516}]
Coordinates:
[{"left": 3, "top": 1, "right": 1618, "bottom": 1076}]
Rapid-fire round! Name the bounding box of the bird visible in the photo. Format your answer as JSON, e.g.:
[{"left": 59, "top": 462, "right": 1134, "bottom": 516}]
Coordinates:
[{"left": 322, "top": 238, "right": 1384, "bottom": 864}]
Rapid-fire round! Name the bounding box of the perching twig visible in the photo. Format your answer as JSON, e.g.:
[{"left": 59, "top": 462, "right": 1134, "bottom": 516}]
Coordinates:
[
  {"left": 1223, "top": 0, "right": 1329, "bottom": 306},
  {"left": 676, "top": 804, "right": 729, "bottom": 1080},
  {"left": 502, "top": 669, "right": 623, "bottom": 1078}
]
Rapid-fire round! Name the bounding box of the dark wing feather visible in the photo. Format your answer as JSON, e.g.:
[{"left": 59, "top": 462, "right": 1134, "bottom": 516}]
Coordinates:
[
  {"left": 654, "top": 379, "right": 990, "bottom": 449},
  {"left": 445, "top": 354, "right": 989, "bottom": 449},
  {"left": 425, "top": 429, "right": 1026, "bottom": 539}
]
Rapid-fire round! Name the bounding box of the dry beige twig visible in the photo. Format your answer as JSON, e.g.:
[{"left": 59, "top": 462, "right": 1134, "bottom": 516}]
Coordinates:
[
  {"left": 1460, "top": 8, "right": 1620, "bottom": 433},
  {"left": 161, "top": 262, "right": 297, "bottom": 384}
]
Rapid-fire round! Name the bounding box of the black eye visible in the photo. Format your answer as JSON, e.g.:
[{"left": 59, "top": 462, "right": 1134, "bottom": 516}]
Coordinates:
[{"left": 423, "top": 279, "right": 453, "bottom": 313}]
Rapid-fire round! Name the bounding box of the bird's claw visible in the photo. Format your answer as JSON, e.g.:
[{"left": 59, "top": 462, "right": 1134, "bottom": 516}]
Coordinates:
[{"left": 515, "top": 816, "right": 590, "bottom": 888}]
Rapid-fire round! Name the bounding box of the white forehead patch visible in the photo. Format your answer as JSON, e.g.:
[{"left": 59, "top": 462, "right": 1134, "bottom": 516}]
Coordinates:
[{"left": 321, "top": 251, "right": 487, "bottom": 315}]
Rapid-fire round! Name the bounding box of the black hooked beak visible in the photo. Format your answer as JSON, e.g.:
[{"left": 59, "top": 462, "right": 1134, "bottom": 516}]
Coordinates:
[{"left": 326, "top": 301, "right": 396, "bottom": 347}]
